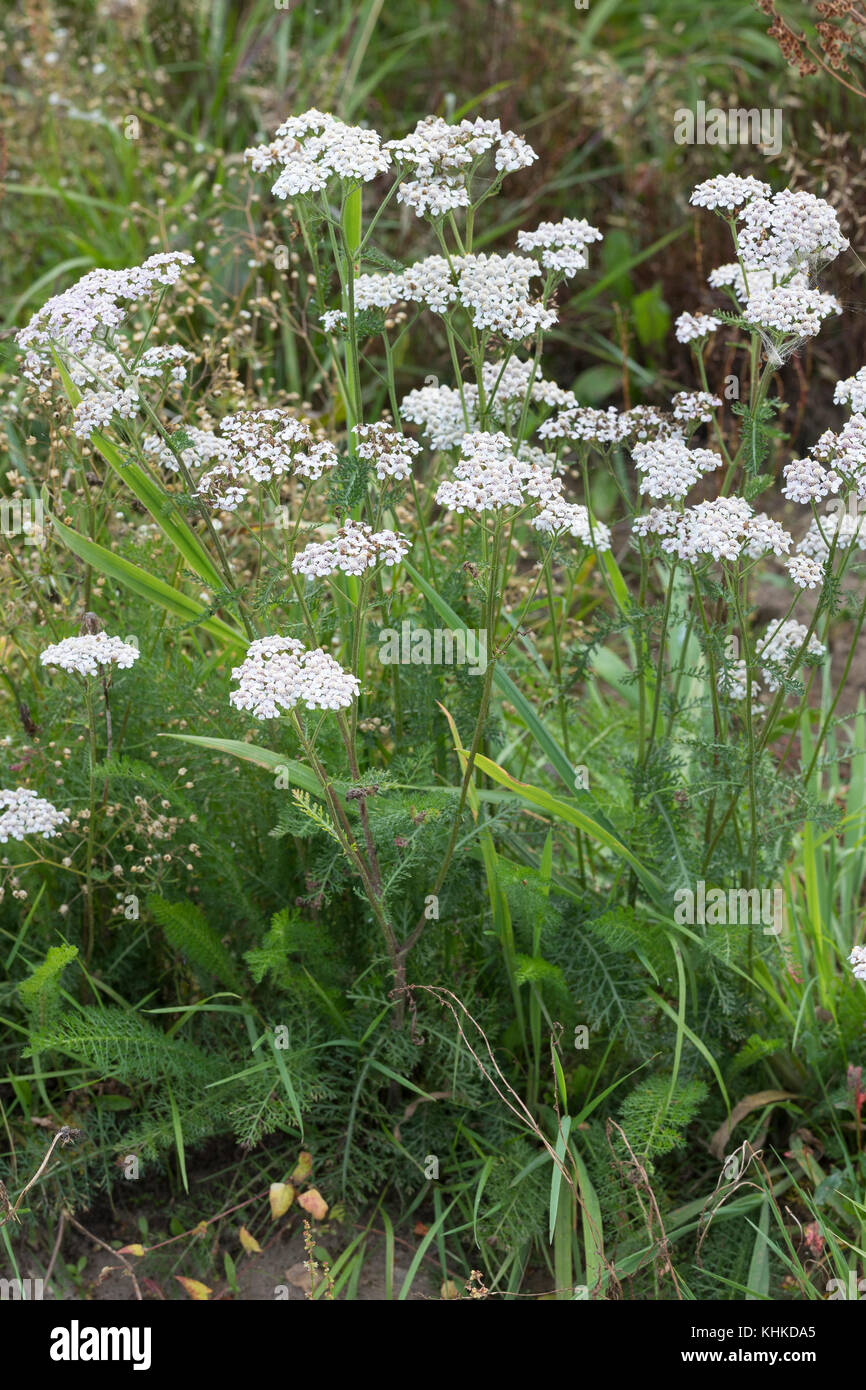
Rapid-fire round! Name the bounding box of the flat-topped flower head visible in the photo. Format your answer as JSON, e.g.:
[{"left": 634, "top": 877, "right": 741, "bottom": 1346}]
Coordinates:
[
  {"left": 292, "top": 521, "right": 409, "bottom": 577},
  {"left": 481, "top": 357, "right": 576, "bottom": 413},
  {"left": 245, "top": 109, "right": 390, "bottom": 197},
  {"left": 353, "top": 422, "right": 421, "bottom": 481},
  {"left": 196, "top": 460, "right": 248, "bottom": 511},
  {"left": 435, "top": 431, "right": 558, "bottom": 514},
  {"left": 385, "top": 115, "right": 536, "bottom": 220},
  {"left": 786, "top": 554, "right": 824, "bottom": 589},
  {"left": 670, "top": 391, "right": 722, "bottom": 424},
  {"left": 737, "top": 190, "right": 848, "bottom": 270},
  {"left": 0, "top": 788, "right": 69, "bottom": 843},
  {"left": 216, "top": 409, "right": 339, "bottom": 487},
  {"left": 516, "top": 218, "right": 603, "bottom": 277},
  {"left": 632, "top": 438, "right": 722, "bottom": 500},
  {"left": 17, "top": 251, "right": 194, "bottom": 382},
  {"left": 531, "top": 497, "right": 611, "bottom": 550},
  {"left": 689, "top": 174, "right": 770, "bottom": 213},
  {"left": 40, "top": 633, "right": 141, "bottom": 677},
  {"left": 72, "top": 386, "right": 140, "bottom": 439},
  {"left": 135, "top": 344, "right": 192, "bottom": 382},
  {"left": 456, "top": 253, "right": 556, "bottom": 340},
  {"left": 744, "top": 284, "right": 841, "bottom": 340},
  {"left": 401, "top": 383, "right": 471, "bottom": 451},
  {"left": 718, "top": 659, "right": 761, "bottom": 703},
  {"left": 636, "top": 496, "right": 791, "bottom": 563},
  {"left": 675, "top": 312, "right": 721, "bottom": 345},
  {"left": 538, "top": 406, "right": 629, "bottom": 448},
  {"left": 229, "top": 635, "right": 359, "bottom": 717},
  {"left": 782, "top": 457, "right": 842, "bottom": 504}
]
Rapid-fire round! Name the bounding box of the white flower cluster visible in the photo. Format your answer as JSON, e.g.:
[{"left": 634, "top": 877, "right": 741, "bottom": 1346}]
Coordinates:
[
  {"left": 385, "top": 115, "right": 536, "bottom": 219},
  {"left": 539, "top": 404, "right": 677, "bottom": 449},
  {"left": 0, "top": 788, "right": 69, "bottom": 843},
  {"left": 197, "top": 410, "right": 339, "bottom": 508},
  {"left": 689, "top": 174, "right": 770, "bottom": 213},
  {"left": 135, "top": 344, "right": 191, "bottom": 382},
  {"left": 143, "top": 427, "right": 232, "bottom": 474},
  {"left": 675, "top": 312, "right": 721, "bottom": 344},
  {"left": 784, "top": 414, "right": 866, "bottom": 504},
  {"left": 456, "top": 253, "right": 556, "bottom": 339},
  {"left": 531, "top": 497, "right": 611, "bottom": 550},
  {"left": 737, "top": 190, "right": 848, "bottom": 270},
  {"left": 221, "top": 409, "right": 337, "bottom": 483},
  {"left": 40, "top": 632, "right": 141, "bottom": 676},
  {"left": 744, "top": 284, "right": 840, "bottom": 339},
  {"left": 72, "top": 385, "right": 140, "bottom": 439},
  {"left": 849, "top": 945, "right": 866, "bottom": 981},
  {"left": 834, "top": 367, "right": 866, "bottom": 414},
  {"left": 352, "top": 255, "right": 458, "bottom": 317},
  {"left": 400, "top": 384, "right": 470, "bottom": 451},
  {"left": 353, "top": 422, "right": 420, "bottom": 481},
  {"left": 758, "top": 618, "right": 825, "bottom": 691},
  {"left": 516, "top": 218, "right": 603, "bottom": 277},
  {"left": 670, "top": 391, "right": 722, "bottom": 424},
  {"left": 229, "top": 635, "right": 360, "bottom": 717},
  {"left": 292, "top": 520, "right": 409, "bottom": 577},
  {"left": 635, "top": 497, "right": 791, "bottom": 563},
  {"left": 351, "top": 251, "right": 555, "bottom": 340},
  {"left": 785, "top": 554, "right": 824, "bottom": 589},
  {"left": 633, "top": 438, "right": 721, "bottom": 500},
  {"left": 245, "top": 109, "right": 390, "bottom": 196},
  {"left": 435, "top": 431, "right": 550, "bottom": 513},
  {"left": 17, "top": 252, "right": 194, "bottom": 382},
  {"left": 782, "top": 457, "right": 841, "bottom": 504}
]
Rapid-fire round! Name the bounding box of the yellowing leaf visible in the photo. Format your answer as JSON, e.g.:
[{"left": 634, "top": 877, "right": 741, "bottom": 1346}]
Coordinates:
[
  {"left": 118, "top": 1244, "right": 146, "bottom": 1257},
  {"left": 440, "top": 1279, "right": 460, "bottom": 1300},
  {"left": 269, "top": 1182, "right": 295, "bottom": 1220},
  {"left": 239, "top": 1225, "right": 262, "bottom": 1254},
  {"left": 292, "top": 1151, "right": 313, "bottom": 1184},
  {"left": 175, "top": 1276, "right": 212, "bottom": 1300},
  {"left": 297, "top": 1188, "right": 328, "bottom": 1222},
  {"left": 192, "top": 1220, "right": 208, "bottom": 1238}
]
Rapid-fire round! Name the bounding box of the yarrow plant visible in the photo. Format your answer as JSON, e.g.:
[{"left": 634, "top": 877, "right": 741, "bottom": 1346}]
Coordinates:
[{"left": 12, "top": 99, "right": 866, "bottom": 1300}]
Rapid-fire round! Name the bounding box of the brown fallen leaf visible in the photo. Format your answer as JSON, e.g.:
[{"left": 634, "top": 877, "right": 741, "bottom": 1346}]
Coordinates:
[
  {"left": 269, "top": 1182, "right": 296, "bottom": 1220},
  {"left": 709, "top": 1090, "right": 797, "bottom": 1160},
  {"left": 175, "top": 1276, "right": 212, "bottom": 1300},
  {"left": 297, "top": 1188, "right": 328, "bottom": 1221}
]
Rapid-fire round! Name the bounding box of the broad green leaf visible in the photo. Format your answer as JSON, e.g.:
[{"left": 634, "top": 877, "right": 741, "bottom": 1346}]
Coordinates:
[{"left": 159, "top": 733, "right": 345, "bottom": 799}]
